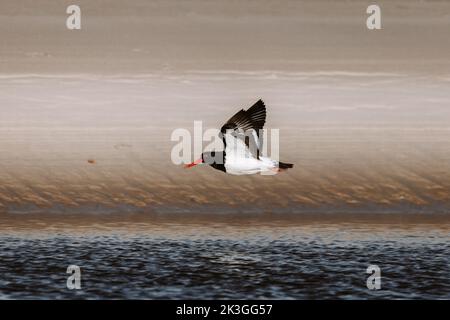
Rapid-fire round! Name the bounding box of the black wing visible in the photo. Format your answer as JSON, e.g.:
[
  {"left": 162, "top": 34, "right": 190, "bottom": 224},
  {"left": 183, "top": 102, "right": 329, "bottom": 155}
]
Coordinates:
[{"left": 220, "top": 99, "right": 266, "bottom": 159}]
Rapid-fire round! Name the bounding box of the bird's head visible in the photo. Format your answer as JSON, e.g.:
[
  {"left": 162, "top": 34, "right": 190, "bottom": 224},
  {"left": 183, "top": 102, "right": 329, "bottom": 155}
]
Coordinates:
[{"left": 184, "top": 151, "right": 224, "bottom": 169}]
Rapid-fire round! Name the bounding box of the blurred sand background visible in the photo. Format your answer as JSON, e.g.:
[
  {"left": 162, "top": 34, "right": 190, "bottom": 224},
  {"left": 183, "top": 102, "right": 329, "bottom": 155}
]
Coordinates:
[
  {"left": 1, "top": 0, "right": 450, "bottom": 74},
  {"left": 1, "top": 0, "right": 450, "bottom": 215}
]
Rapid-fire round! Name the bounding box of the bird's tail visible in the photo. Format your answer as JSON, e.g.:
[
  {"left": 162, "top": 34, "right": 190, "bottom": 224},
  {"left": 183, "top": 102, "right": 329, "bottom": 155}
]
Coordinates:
[{"left": 278, "top": 161, "right": 293, "bottom": 170}]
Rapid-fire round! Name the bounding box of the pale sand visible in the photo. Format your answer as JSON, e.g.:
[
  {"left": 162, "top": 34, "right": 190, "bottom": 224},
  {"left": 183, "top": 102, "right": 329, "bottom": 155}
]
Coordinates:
[{"left": 0, "top": 0, "right": 450, "bottom": 74}]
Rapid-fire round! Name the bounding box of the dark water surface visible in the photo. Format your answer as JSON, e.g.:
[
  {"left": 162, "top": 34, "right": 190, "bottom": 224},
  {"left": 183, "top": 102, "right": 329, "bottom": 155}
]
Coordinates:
[{"left": 0, "top": 214, "right": 449, "bottom": 299}]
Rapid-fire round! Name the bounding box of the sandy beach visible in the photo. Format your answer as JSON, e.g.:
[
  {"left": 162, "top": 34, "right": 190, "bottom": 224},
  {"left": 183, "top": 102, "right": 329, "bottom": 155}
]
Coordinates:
[{"left": 1, "top": 73, "right": 450, "bottom": 214}]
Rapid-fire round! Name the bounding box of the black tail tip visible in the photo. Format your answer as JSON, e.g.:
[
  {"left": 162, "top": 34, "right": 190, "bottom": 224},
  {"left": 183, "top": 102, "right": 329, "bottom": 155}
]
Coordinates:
[{"left": 278, "top": 162, "right": 293, "bottom": 169}]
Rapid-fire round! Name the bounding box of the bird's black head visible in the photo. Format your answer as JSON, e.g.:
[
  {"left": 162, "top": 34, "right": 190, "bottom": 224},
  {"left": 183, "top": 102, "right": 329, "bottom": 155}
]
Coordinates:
[
  {"left": 202, "top": 151, "right": 226, "bottom": 172},
  {"left": 184, "top": 151, "right": 226, "bottom": 172}
]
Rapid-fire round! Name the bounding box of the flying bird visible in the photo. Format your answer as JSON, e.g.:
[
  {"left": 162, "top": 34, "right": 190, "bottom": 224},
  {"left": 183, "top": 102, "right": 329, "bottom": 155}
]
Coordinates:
[{"left": 185, "top": 99, "right": 293, "bottom": 175}]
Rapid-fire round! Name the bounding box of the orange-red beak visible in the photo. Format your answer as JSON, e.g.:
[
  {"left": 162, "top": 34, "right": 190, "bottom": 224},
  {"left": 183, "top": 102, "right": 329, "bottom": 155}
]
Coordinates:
[{"left": 184, "top": 158, "right": 203, "bottom": 168}]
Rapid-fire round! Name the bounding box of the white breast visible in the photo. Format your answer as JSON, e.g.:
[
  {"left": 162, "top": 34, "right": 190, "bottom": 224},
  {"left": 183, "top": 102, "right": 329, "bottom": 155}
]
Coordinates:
[{"left": 223, "top": 132, "right": 277, "bottom": 175}]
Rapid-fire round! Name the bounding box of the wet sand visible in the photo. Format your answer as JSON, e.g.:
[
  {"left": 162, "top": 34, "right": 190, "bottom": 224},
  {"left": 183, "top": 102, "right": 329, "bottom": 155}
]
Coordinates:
[{"left": 1, "top": 73, "right": 450, "bottom": 214}]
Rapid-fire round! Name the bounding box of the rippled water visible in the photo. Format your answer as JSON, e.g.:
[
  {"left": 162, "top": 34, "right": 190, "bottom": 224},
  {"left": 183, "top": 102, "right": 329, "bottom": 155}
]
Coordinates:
[{"left": 0, "top": 214, "right": 448, "bottom": 299}]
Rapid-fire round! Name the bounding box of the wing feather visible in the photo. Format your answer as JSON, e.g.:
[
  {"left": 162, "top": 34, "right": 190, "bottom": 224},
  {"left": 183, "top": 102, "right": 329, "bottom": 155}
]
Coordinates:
[{"left": 220, "top": 99, "right": 267, "bottom": 159}]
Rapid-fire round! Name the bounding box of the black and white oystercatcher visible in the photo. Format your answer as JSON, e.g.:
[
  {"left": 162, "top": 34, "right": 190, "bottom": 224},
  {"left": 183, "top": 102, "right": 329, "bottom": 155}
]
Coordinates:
[{"left": 185, "top": 99, "right": 293, "bottom": 175}]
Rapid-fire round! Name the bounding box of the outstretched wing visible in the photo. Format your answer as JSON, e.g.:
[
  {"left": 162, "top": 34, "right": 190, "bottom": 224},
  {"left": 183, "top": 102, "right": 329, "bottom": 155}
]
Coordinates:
[{"left": 220, "top": 99, "right": 266, "bottom": 159}]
